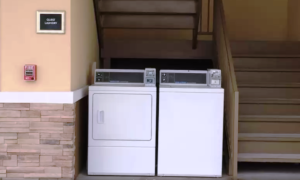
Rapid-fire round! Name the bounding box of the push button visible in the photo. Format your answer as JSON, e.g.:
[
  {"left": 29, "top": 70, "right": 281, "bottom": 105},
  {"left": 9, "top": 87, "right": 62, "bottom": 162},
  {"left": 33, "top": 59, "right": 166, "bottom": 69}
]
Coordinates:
[{"left": 147, "top": 79, "right": 153, "bottom": 83}]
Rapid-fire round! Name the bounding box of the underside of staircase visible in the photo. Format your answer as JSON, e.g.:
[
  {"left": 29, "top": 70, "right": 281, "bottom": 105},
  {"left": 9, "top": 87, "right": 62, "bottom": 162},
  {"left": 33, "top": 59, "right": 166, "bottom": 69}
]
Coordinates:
[
  {"left": 232, "top": 41, "right": 300, "bottom": 164},
  {"left": 94, "top": 0, "right": 212, "bottom": 49}
]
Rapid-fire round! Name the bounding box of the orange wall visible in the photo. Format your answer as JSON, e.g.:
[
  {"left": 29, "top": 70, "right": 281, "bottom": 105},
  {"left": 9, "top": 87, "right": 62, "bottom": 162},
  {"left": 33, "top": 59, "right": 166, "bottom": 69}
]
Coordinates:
[
  {"left": 224, "top": 0, "right": 289, "bottom": 41},
  {"left": 0, "top": 0, "right": 71, "bottom": 91},
  {"left": 71, "top": 0, "right": 99, "bottom": 91},
  {"left": 0, "top": 0, "right": 98, "bottom": 92}
]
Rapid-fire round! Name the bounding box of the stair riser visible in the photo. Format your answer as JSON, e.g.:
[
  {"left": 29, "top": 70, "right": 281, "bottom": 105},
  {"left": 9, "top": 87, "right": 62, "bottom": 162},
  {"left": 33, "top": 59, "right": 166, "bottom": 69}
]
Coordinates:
[
  {"left": 99, "top": 0, "right": 197, "bottom": 14},
  {"left": 239, "top": 122, "right": 300, "bottom": 134},
  {"left": 239, "top": 141, "right": 300, "bottom": 154},
  {"left": 234, "top": 58, "right": 300, "bottom": 69},
  {"left": 231, "top": 41, "right": 300, "bottom": 56},
  {"left": 239, "top": 88, "right": 300, "bottom": 100},
  {"left": 240, "top": 104, "right": 300, "bottom": 116},
  {"left": 236, "top": 72, "right": 300, "bottom": 84}
]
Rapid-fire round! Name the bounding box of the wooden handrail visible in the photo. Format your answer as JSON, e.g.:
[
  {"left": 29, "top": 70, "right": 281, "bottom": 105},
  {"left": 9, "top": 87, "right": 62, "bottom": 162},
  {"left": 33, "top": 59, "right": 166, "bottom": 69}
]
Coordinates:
[
  {"left": 216, "top": 0, "right": 238, "bottom": 91},
  {"left": 213, "top": 0, "right": 239, "bottom": 178}
]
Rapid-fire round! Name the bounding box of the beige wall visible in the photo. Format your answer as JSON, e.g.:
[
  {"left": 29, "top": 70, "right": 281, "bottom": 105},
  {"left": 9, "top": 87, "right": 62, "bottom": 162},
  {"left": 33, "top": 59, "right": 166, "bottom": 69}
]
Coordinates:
[
  {"left": 0, "top": 0, "right": 71, "bottom": 91},
  {"left": 224, "top": 0, "right": 289, "bottom": 41},
  {"left": 0, "top": 0, "right": 98, "bottom": 92},
  {"left": 288, "top": 0, "right": 300, "bottom": 41},
  {"left": 71, "top": 0, "right": 99, "bottom": 91}
]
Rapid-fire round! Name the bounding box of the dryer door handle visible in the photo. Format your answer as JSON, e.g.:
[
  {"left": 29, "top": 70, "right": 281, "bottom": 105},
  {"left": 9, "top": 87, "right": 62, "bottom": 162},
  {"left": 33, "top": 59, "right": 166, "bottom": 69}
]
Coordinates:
[{"left": 97, "top": 110, "right": 104, "bottom": 124}]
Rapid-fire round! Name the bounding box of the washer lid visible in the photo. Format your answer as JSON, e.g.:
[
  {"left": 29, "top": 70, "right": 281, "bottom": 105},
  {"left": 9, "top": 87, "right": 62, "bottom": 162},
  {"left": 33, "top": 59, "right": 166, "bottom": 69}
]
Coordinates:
[{"left": 92, "top": 93, "right": 152, "bottom": 141}]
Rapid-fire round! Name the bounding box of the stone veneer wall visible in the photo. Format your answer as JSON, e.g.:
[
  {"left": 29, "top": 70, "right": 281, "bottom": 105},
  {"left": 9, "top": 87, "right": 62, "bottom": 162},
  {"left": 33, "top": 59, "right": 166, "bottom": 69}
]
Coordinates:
[{"left": 0, "top": 98, "right": 88, "bottom": 180}]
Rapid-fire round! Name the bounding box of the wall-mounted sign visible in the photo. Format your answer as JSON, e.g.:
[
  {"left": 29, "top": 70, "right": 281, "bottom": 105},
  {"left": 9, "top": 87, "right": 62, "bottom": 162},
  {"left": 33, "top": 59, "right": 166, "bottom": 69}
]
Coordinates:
[{"left": 36, "top": 11, "right": 65, "bottom": 34}]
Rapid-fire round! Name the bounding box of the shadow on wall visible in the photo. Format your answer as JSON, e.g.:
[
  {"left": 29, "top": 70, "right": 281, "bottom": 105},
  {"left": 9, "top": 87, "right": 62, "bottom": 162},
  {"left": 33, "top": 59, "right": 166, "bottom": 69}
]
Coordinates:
[
  {"left": 75, "top": 96, "right": 89, "bottom": 178},
  {"left": 111, "top": 58, "right": 213, "bottom": 70},
  {"left": 110, "top": 58, "right": 214, "bottom": 84}
]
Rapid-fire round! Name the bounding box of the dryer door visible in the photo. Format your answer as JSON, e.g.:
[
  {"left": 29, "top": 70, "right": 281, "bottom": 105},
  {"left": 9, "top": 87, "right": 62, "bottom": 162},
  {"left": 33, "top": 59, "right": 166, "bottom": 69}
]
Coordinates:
[{"left": 92, "top": 93, "right": 152, "bottom": 141}]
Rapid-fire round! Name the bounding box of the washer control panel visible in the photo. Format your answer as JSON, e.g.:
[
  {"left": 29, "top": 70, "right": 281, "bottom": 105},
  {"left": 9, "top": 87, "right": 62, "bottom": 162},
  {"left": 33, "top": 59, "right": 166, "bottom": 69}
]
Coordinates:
[
  {"left": 160, "top": 69, "right": 222, "bottom": 88},
  {"left": 144, "top": 68, "right": 156, "bottom": 86}
]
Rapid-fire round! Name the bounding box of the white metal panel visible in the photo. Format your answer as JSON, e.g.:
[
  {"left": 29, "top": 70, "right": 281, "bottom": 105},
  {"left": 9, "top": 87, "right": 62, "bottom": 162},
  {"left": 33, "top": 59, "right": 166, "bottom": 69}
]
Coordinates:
[
  {"left": 92, "top": 93, "right": 152, "bottom": 141},
  {"left": 88, "top": 147, "right": 155, "bottom": 176},
  {"left": 157, "top": 91, "right": 224, "bottom": 177}
]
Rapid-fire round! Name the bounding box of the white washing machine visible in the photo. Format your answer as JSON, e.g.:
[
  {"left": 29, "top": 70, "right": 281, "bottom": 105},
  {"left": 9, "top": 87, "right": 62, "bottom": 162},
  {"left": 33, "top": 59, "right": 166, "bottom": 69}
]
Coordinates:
[
  {"left": 157, "top": 69, "right": 224, "bottom": 177},
  {"left": 88, "top": 68, "right": 157, "bottom": 176}
]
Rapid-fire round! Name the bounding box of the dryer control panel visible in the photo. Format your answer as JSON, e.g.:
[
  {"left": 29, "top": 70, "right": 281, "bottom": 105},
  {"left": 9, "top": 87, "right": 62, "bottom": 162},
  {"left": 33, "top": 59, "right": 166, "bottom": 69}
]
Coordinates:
[
  {"left": 94, "top": 69, "right": 156, "bottom": 86},
  {"left": 160, "top": 69, "right": 222, "bottom": 88},
  {"left": 144, "top": 68, "right": 156, "bottom": 87}
]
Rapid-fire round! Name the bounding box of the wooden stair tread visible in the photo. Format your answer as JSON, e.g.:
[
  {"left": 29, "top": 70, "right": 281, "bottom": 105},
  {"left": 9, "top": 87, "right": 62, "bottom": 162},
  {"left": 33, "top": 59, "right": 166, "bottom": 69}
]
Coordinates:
[
  {"left": 239, "top": 115, "right": 300, "bottom": 122},
  {"left": 100, "top": 0, "right": 196, "bottom": 15},
  {"left": 238, "top": 83, "right": 300, "bottom": 88},
  {"left": 238, "top": 153, "right": 300, "bottom": 162},
  {"left": 236, "top": 68, "right": 300, "bottom": 72},
  {"left": 233, "top": 54, "right": 300, "bottom": 58},
  {"left": 234, "top": 57, "right": 300, "bottom": 60},
  {"left": 240, "top": 98, "right": 300, "bottom": 104},
  {"left": 102, "top": 15, "right": 194, "bottom": 29},
  {"left": 239, "top": 133, "right": 300, "bottom": 141}
]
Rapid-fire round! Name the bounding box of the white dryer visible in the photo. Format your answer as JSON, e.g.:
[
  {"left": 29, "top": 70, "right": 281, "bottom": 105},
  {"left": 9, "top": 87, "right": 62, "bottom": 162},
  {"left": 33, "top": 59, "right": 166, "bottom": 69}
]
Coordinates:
[
  {"left": 88, "top": 68, "right": 157, "bottom": 176},
  {"left": 157, "top": 69, "right": 224, "bottom": 177}
]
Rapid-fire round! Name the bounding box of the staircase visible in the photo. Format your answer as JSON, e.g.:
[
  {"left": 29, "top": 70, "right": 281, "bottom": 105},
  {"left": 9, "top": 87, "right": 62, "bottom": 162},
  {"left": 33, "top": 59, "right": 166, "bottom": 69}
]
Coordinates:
[
  {"left": 234, "top": 55, "right": 300, "bottom": 163},
  {"left": 93, "top": 0, "right": 212, "bottom": 49}
]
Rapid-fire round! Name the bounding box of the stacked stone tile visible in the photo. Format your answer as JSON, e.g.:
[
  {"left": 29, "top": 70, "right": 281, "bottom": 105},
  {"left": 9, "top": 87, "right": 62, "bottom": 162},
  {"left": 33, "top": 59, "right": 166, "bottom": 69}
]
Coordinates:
[{"left": 0, "top": 103, "right": 76, "bottom": 179}]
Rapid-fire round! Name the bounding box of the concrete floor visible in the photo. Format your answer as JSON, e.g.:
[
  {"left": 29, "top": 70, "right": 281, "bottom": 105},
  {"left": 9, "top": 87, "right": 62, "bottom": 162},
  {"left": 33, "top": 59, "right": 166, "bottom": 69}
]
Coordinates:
[
  {"left": 237, "top": 162, "right": 300, "bottom": 180},
  {"left": 77, "top": 170, "right": 232, "bottom": 180},
  {"left": 77, "top": 162, "right": 300, "bottom": 180}
]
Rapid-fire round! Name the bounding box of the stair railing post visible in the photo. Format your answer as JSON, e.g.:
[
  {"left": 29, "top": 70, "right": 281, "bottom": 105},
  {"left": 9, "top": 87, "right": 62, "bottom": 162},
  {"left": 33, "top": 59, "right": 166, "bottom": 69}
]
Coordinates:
[
  {"left": 93, "top": 0, "right": 103, "bottom": 49},
  {"left": 193, "top": 0, "right": 202, "bottom": 49}
]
